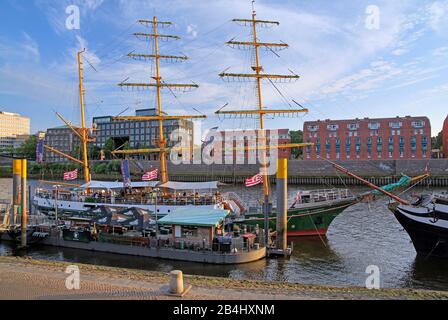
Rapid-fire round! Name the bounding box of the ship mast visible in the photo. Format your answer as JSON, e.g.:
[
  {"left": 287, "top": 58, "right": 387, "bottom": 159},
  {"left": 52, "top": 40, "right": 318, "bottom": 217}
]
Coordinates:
[
  {"left": 43, "top": 49, "right": 92, "bottom": 185},
  {"left": 77, "top": 49, "right": 91, "bottom": 184},
  {"left": 112, "top": 17, "right": 206, "bottom": 186},
  {"left": 217, "top": 3, "right": 310, "bottom": 201}
]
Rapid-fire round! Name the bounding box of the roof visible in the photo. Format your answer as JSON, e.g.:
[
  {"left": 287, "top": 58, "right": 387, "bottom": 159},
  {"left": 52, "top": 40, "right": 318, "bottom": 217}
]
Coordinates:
[
  {"left": 78, "top": 180, "right": 159, "bottom": 190},
  {"left": 159, "top": 181, "right": 219, "bottom": 190},
  {"left": 157, "top": 207, "right": 229, "bottom": 227}
]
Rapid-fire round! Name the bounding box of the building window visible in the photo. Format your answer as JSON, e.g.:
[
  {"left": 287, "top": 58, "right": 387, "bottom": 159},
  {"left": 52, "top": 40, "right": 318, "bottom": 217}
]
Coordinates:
[
  {"left": 368, "top": 122, "right": 380, "bottom": 130},
  {"left": 389, "top": 121, "right": 403, "bottom": 129},
  {"left": 411, "top": 121, "right": 425, "bottom": 128}
]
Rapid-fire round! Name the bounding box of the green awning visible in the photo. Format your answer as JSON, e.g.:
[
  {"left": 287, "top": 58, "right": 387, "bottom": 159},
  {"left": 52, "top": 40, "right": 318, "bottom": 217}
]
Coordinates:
[{"left": 157, "top": 207, "right": 230, "bottom": 227}]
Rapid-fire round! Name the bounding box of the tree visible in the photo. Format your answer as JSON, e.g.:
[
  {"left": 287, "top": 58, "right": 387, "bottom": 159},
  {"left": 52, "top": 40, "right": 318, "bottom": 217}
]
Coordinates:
[
  {"left": 88, "top": 145, "right": 101, "bottom": 160},
  {"left": 432, "top": 131, "right": 443, "bottom": 150},
  {"left": 289, "top": 130, "right": 304, "bottom": 159},
  {"left": 16, "top": 135, "right": 38, "bottom": 159},
  {"left": 103, "top": 138, "right": 116, "bottom": 159}
]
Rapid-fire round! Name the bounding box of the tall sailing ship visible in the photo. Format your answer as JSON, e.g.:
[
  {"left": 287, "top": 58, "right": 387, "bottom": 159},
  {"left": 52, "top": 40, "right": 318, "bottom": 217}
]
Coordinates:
[
  {"left": 33, "top": 18, "right": 244, "bottom": 218},
  {"left": 213, "top": 5, "right": 360, "bottom": 237}
]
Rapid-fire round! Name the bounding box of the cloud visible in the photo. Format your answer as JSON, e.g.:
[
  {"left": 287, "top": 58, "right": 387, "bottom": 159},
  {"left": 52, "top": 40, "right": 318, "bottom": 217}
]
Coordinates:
[
  {"left": 0, "top": 33, "right": 40, "bottom": 62},
  {"left": 187, "top": 24, "right": 198, "bottom": 38},
  {"left": 427, "top": 1, "right": 448, "bottom": 36},
  {"left": 433, "top": 46, "right": 448, "bottom": 57}
]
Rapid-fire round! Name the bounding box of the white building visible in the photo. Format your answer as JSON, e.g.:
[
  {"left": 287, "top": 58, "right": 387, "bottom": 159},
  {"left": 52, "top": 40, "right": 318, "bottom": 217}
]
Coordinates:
[{"left": 0, "top": 111, "right": 31, "bottom": 150}]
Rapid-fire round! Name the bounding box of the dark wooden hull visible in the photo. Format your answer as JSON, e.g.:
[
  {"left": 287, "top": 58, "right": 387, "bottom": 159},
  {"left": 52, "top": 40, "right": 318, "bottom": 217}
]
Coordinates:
[{"left": 390, "top": 204, "right": 448, "bottom": 258}]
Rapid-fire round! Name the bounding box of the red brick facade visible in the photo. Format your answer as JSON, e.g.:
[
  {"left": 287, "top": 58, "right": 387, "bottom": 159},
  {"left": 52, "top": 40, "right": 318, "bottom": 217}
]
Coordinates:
[
  {"left": 303, "top": 116, "right": 431, "bottom": 161},
  {"left": 443, "top": 115, "right": 448, "bottom": 158}
]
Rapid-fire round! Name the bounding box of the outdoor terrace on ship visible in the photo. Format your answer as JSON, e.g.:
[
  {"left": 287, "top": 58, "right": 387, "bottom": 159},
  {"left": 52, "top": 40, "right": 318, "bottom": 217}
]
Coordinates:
[{"left": 35, "top": 180, "right": 222, "bottom": 206}]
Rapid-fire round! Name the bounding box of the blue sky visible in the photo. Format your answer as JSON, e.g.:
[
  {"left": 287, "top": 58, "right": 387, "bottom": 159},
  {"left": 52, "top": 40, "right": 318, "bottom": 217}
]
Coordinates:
[{"left": 0, "top": 0, "right": 447, "bottom": 137}]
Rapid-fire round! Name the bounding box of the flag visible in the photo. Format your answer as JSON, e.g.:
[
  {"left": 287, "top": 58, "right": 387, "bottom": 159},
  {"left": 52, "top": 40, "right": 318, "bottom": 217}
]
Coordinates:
[
  {"left": 36, "top": 140, "right": 44, "bottom": 164},
  {"left": 142, "top": 169, "right": 158, "bottom": 181},
  {"left": 63, "top": 169, "right": 78, "bottom": 181},
  {"left": 121, "top": 160, "right": 131, "bottom": 188},
  {"left": 245, "top": 173, "right": 263, "bottom": 187}
]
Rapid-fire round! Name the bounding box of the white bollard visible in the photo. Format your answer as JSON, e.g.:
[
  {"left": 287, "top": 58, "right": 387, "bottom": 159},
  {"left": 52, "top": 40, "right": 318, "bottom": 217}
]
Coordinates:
[{"left": 169, "top": 270, "right": 184, "bottom": 295}]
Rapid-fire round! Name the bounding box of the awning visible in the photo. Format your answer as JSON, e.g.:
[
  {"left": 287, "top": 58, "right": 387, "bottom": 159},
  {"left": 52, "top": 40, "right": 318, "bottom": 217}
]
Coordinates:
[
  {"left": 157, "top": 207, "right": 229, "bottom": 227},
  {"left": 78, "top": 180, "right": 159, "bottom": 190},
  {"left": 158, "top": 181, "right": 219, "bottom": 190}
]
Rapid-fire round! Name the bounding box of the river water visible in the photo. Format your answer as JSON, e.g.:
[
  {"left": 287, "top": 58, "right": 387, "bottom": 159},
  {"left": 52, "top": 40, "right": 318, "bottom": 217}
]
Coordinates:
[{"left": 1, "top": 178, "right": 448, "bottom": 291}]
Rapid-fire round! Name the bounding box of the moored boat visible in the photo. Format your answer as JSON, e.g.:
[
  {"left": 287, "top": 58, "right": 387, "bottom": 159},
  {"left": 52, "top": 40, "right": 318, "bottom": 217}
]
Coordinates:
[
  {"left": 237, "top": 189, "right": 358, "bottom": 237},
  {"left": 389, "top": 192, "right": 448, "bottom": 258}
]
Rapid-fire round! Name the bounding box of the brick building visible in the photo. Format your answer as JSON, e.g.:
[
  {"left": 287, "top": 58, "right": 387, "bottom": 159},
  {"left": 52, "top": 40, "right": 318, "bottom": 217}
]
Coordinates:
[
  {"left": 205, "top": 129, "right": 291, "bottom": 164},
  {"left": 443, "top": 115, "right": 448, "bottom": 158},
  {"left": 303, "top": 116, "right": 431, "bottom": 161}
]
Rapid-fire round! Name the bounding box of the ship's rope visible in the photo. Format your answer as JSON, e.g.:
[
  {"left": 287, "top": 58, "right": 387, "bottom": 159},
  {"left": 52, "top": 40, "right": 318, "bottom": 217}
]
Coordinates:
[{"left": 307, "top": 213, "right": 328, "bottom": 248}]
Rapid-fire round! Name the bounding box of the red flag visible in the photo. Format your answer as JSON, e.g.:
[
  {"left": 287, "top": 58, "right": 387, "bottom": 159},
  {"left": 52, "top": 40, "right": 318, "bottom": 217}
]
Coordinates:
[
  {"left": 142, "top": 169, "right": 158, "bottom": 181},
  {"left": 63, "top": 169, "right": 78, "bottom": 181},
  {"left": 245, "top": 173, "right": 263, "bottom": 187}
]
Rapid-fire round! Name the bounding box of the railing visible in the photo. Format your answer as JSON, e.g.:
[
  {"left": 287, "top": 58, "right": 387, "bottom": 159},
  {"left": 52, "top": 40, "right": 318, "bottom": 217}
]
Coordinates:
[
  {"left": 95, "top": 233, "right": 264, "bottom": 253},
  {"left": 0, "top": 213, "right": 50, "bottom": 227},
  {"left": 306, "top": 188, "right": 352, "bottom": 202},
  {"left": 34, "top": 192, "right": 218, "bottom": 207}
]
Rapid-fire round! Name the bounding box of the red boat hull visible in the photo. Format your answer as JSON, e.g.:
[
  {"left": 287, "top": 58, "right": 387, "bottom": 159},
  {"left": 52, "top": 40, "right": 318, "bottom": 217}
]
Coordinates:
[{"left": 288, "top": 228, "right": 328, "bottom": 237}]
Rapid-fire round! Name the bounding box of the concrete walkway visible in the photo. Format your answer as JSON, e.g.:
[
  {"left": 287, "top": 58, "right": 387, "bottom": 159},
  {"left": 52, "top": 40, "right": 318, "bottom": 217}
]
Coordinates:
[{"left": 0, "top": 257, "right": 447, "bottom": 300}]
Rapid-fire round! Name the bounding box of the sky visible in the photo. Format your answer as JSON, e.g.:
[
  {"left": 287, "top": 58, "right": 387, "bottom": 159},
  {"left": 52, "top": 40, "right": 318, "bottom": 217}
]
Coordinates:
[{"left": 0, "top": 0, "right": 447, "bottom": 137}]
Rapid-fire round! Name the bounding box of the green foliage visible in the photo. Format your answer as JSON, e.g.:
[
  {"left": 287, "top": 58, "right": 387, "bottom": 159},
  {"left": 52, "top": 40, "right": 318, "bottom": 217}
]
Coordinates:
[
  {"left": 103, "top": 138, "right": 116, "bottom": 159},
  {"left": 89, "top": 145, "right": 101, "bottom": 160},
  {"left": 290, "top": 130, "right": 304, "bottom": 159},
  {"left": 93, "top": 162, "right": 108, "bottom": 174},
  {"left": 432, "top": 131, "right": 443, "bottom": 150},
  {"left": 106, "top": 160, "right": 121, "bottom": 173},
  {"left": 16, "top": 135, "right": 38, "bottom": 159}
]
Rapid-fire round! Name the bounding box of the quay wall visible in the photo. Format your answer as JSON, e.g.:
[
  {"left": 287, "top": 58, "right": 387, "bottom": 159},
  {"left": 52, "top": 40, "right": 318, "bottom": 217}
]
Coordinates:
[
  {"left": 128, "top": 159, "right": 448, "bottom": 187},
  {"left": 2, "top": 159, "right": 448, "bottom": 186}
]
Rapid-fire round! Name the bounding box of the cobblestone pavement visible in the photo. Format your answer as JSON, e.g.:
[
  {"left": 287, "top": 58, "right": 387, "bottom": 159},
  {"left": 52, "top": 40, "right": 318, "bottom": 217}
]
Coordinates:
[{"left": 1, "top": 257, "right": 447, "bottom": 300}]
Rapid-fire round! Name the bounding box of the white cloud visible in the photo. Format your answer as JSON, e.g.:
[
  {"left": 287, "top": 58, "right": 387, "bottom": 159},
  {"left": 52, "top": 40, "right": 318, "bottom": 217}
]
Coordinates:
[
  {"left": 427, "top": 1, "right": 448, "bottom": 36},
  {"left": 187, "top": 24, "right": 198, "bottom": 38},
  {"left": 433, "top": 46, "right": 448, "bottom": 57},
  {"left": 0, "top": 33, "right": 40, "bottom": 62}
]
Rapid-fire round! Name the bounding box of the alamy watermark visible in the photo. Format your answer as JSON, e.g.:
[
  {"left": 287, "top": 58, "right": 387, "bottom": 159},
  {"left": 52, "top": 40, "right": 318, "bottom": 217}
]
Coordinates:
[
  {"left": 169, "top": 127, "right": 281, "bottom": 176},
  {"left": 66, "top": 5, "right": 80, "bottom": 30},
  {"left": 365, "top": 5, "right": 381, "bottom": 30},
  {"left": 365, "top": 265, "right": 380, "bottom": 289},
  {"left": 65, "top": 265, "right": 81, "bottom": 290}
]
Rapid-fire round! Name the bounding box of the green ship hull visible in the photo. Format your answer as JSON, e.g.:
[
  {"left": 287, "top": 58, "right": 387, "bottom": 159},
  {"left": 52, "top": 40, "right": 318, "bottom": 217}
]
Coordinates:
[{"left": 237, "top": 198, "right": 357, "bottom": 237}]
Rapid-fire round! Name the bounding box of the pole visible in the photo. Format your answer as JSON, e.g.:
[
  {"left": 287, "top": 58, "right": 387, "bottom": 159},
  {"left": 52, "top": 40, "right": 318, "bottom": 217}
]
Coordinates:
[
  {"left": 153, "top": 16, "right": 168, "bottom": 187},
  {"left": 12, "top": 160, "right": 21, "bottom": 225},
  {"left": 20, "top": 159, "right": 27, "bottom": 248},
  {"left": 54, "top": 186, "right": 58, "bottom": 224},
  {"left": 251, "top": 10, "right": 270, "bottom": 199},
  {"left": 77, "top": 50, "right": 91, "bottom": 185},
  {"left": 331, "top": 162, "right": 410, "bottom": 205},
  {"left": 276, "top": 158, "right": 288, "bottom": 251},
  {"left": 28, "top": 185, "right": 32, "bottom": 215}
]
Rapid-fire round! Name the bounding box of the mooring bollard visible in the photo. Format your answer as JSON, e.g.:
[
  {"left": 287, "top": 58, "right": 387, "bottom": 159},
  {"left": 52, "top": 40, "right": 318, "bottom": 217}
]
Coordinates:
[{"left": 169, "top": 270, "right": 184, "bottom": 295}]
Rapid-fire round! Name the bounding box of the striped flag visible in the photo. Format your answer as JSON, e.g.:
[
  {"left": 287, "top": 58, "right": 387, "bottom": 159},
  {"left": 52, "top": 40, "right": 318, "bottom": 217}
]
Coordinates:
[
  {"left": 245, "top": 173, "right": 263, "bottom": 187},
  {"left": 63, "top": 169, "right": 78, "bottom": 181},
  {"left": 142, "top": 169, "right": 158, "bottom": 181}
]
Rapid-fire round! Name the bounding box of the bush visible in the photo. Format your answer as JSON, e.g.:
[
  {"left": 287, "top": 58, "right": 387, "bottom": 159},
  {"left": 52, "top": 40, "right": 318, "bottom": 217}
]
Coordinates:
[{"left": 93, "top": 162, "right": 108, "bottom": 174}]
